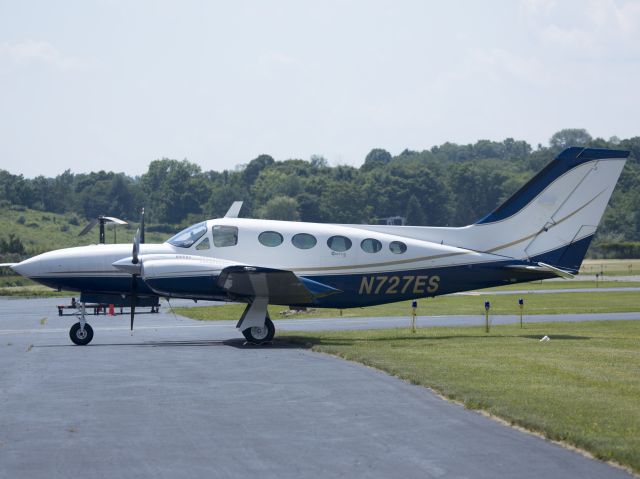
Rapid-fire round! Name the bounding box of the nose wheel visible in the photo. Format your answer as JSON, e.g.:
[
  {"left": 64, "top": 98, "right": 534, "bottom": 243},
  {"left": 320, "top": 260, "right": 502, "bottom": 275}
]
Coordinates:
[
  {"left": 70, "top": 322, "right": 94, "bottom": 345},
  {"left": 242, "top": 317, "right": 275, "bottom": 344}
]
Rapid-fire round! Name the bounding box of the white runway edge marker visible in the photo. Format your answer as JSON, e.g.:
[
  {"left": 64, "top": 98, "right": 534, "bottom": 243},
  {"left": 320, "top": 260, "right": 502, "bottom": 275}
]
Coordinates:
[{"left": 540, "top": 335, "right": 550, "bottom": 342}]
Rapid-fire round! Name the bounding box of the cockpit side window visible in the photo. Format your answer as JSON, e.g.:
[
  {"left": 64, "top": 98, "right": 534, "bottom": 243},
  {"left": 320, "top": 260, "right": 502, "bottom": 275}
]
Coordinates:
[
  {"left": 195, "top": 237, "right": 211, "bottom": 250},
  {"left": 212, "top": 225, "right": 238, "bottom": 247},
  {"left": 167, "top": 222, "right": 207, "bottom": 248}
]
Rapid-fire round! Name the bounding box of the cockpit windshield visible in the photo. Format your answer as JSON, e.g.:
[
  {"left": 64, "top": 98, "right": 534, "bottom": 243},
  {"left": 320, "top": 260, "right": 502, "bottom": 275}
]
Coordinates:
[{"left": 167, "top": 222, "right": 208, "bottom": 248}]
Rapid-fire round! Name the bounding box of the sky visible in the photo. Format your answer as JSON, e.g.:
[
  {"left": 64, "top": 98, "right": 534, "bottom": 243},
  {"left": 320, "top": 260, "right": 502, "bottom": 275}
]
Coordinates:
[{"left": 1, "top": 0, "right": 639, "bottom": 178}]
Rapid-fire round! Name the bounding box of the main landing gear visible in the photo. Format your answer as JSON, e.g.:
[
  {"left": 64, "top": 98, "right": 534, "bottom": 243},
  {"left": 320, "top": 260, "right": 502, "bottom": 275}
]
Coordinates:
[
  {"left": 69, "top": 303, "right": 94, "bottom": 346},
  {"left": 238, "top": 298, "right": 275, "bottom": 345}
]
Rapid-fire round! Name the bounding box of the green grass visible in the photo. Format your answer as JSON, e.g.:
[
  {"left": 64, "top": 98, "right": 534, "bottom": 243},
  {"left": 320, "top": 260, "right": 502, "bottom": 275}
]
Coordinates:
[
  {"left": 0, "top": 206, "right": 169, "bottom": 256},
  {"left": 481, "top": 280, "right": 640, "bottom": 291},
  {"left": 580, "top": 259, "right": 640, "bottom": 276},
  {"left": 175, "top": 290, "right": 640, "bottom": 321},
  {"left": 281, "top": 320, "right": 640, "bottom": 473},
  {"left": 0, "top": 274, "right": 73, "bottom": 297}
]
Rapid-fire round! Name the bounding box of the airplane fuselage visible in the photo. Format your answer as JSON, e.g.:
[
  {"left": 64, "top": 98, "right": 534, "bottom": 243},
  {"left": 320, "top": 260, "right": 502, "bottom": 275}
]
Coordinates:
[{"left": 14, "top": 217, "right": 553, "bottom": 309}]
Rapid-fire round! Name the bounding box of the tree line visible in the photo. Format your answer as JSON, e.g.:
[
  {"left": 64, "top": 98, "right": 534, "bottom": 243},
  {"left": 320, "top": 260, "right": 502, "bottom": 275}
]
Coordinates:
[{"left": 1, "top": 129, "right": 638, "bottom": 256}]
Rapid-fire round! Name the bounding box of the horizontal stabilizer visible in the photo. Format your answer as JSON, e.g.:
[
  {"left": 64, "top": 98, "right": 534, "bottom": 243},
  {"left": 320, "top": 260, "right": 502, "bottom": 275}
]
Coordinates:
[
  {"left": 505, "top": 262, "right": 574, "bottom": 279},
  {"left": 217, "top": 266, "right": 341, "bottom": 304},
  {"left": 0, "top": 263, "right": 17, "bottom": 268}
]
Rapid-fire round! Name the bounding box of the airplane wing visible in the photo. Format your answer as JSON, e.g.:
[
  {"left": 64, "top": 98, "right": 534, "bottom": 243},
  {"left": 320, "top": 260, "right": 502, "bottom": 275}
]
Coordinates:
[
  {"left": 216, "top": 265, "right": 341, "bottom": 304},
  {"left": 127, "top": 255, "right": 342, "bottom": 304}
]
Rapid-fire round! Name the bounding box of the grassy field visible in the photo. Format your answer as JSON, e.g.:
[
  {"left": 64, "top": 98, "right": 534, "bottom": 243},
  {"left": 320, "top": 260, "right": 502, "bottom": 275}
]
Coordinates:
[
  {"left": 281, "top": 320, "right": 640, "bottom": 473},
  {"left": 175, "top": 289, "right": 640, "bottom": 321},
  {"left": 580, "top": 259, "right": 640, "bottom": 276},
  {"left": 0, "top": 206, "right": 169, "bottom": 255}
]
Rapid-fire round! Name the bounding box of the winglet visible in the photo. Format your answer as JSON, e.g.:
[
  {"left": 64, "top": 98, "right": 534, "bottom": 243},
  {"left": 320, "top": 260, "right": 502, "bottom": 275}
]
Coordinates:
[{"left": 224, "top": 201, "right": 243, "bottom": 218}]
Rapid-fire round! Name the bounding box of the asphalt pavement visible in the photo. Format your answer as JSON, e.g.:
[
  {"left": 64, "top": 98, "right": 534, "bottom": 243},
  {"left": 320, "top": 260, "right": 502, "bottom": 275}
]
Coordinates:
[{"left": 0, "top": 297, "right": 636, "bottom": 479}]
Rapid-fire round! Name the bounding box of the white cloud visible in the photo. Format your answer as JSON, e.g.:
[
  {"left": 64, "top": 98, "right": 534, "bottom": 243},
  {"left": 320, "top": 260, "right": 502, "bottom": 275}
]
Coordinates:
[
  {"left": 0, "top": 40, "right": 84, "bottom": 71},
  {"left": 520, "top": 0, "right": 557, "bottom": 15},
  {"left": 523, "top": 0, "right": 640, "bottom": 55}
]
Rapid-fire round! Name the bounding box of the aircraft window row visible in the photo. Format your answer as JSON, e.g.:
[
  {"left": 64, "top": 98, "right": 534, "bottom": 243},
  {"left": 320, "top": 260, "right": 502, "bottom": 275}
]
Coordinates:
[
  {"left": 292, "top": 233, "right": 317, "bottom": 249},
  {"left": 213, "top": 225, "right": 238, "bottom": 247},
  {"left": 361, "top": 238, "right": 382, "bottom": 253},
  {"left": 389, "top": 241, "right": 407, "bottom": 254},
  {"left": 256, "top": 231, "right": 406, "bottom": 254},
  {"left": 170, "top": 223, "right": 408, "bottom": 254},
  {"left": 258, "top": 231, "right": 283, "bottom": 247},
  {"left": 196, "top": 237, "right": 211, "bottom": 250},
  {"left": 327, "top": 235, "right": 352, "bottom": 252}
]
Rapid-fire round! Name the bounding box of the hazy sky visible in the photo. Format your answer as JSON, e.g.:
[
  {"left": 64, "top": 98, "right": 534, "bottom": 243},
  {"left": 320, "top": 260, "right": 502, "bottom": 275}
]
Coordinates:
[{"left": 1, "top": 0, "right": 639, "bottom": 178}]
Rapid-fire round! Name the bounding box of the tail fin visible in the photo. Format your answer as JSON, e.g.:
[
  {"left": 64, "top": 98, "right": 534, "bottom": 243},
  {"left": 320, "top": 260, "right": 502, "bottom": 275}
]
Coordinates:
[{"left": 474, "top": 147, "right": 629, "bottom": 272}]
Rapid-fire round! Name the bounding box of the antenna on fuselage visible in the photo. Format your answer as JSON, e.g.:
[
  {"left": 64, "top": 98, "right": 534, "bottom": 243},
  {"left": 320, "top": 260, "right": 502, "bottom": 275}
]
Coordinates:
[{"left": 224, "top": 201, "right": 243, "bottom": 218}]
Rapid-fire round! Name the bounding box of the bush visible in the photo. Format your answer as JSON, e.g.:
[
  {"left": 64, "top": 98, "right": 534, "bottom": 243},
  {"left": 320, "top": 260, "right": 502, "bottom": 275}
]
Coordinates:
[
  {"left": 26, "top": 222, "right": 39, "bottom": 228},
  {"left": 0, "top": 234, "right": 26, "bottom": 254},
  {"left": 68, "top": 215, "right": 79, "bottom": 226},
  {"left": 146, "top": 224, "right": 177, "bottom": 234},
  {"left": 60, "top": 224, "right": 69, "bottom": 232},
  {"left": 590, "top": 242, "right": 640, "bottom": 259},
  {"left": 16, "top": 215, "right": 25, "bottom": 225}
]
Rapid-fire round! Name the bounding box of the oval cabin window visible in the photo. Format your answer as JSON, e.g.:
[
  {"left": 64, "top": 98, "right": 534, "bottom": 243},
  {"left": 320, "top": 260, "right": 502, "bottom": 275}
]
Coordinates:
[
  {"left": 327, "top": 235, "right": 352, "bottom": 252},
  {"left": 292, "top": 233, "right": 317, "bottom": 249},
  {"left": 360, "top": 238, "right": 382, "bottom": 253},
  {"left": 389, "top": 241, "right": 407, "bottom": 254},
  {"left": 258, "top": 231, "right": 283, "bottom": 247}
]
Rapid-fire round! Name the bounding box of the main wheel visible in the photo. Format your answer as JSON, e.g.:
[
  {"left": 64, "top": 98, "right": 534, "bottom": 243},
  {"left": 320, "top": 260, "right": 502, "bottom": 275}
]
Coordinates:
[
  {"left": 242, "top": 317, "right": 275, "bottom": 344},
  {"left": 69, "top": 322, "right": 94, "bottom": 346}
]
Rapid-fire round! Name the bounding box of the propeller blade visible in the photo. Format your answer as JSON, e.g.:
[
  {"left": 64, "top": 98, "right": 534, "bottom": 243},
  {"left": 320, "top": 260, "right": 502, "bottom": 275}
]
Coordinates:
[
  {"left": 140, "top": 207, "right": 145, "bottom": 244},
  {"left": 78, "top": 218, "right": 98, "bottom": 236},
  {"left": 130, "top": 275, "right": 137, "bottom": 331},
  {"left": 132, "top": 228, "right": 140, "bottom": 265},
  {"left": 102, "top": 216, "right": 128, "bottom": 225}
]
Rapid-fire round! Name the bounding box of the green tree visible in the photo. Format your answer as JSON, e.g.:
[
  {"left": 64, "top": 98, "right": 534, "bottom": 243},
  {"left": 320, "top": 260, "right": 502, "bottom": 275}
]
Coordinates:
[
  {"left": 361, "top": 149, "right": 392, "bottom": 171},
  {"left": 550, "top": 128, "right": 593, "bottom": 151},
  {"left": 257, "top": 196, "right": 300, "bottom": 221},
  {"left": 405, "top": 194, "right": 426, "bottom": 225}
]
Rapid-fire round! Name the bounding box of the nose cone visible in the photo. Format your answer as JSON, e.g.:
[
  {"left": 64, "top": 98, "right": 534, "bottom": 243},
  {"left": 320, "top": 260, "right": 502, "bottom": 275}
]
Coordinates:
[{"left": 11, "top": 255, "right": 44, "bottom": 278}]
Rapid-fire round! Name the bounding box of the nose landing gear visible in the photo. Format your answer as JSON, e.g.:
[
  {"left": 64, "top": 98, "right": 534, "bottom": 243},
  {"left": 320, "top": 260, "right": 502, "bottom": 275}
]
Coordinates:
[{"left": 69, "top": 303, "right": 94, "bottom": 345}]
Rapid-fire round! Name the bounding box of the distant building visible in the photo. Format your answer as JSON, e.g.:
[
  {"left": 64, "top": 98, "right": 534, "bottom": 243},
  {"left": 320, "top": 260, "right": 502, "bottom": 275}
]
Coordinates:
[{"left": 376, "top": 216, "right": 405, "bottom": 226}]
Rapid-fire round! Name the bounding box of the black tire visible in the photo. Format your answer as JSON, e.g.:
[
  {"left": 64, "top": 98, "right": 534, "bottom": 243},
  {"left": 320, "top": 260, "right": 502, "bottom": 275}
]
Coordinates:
[
  {"left": 242, "top": 317, "right": 275, "bottom": 344},
  {"left": 69, "top": 322, "right": 94, "bottom": 346}
]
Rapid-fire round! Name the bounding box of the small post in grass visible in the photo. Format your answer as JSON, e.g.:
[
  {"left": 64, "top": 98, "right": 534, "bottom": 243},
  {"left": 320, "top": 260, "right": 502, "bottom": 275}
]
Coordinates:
[
  {"left": 484, "top": 300, "right": 490, "bottom": 333},
  {"left": 411, "top": 300, "right": 417, "bottom": 333},
  {"left": 518, "top": 298, "right": 524, "bottom": 328}
]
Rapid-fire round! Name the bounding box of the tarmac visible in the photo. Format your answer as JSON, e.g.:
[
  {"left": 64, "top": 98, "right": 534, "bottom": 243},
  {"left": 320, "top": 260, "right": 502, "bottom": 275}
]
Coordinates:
[{"left": 0, "top": 297, "right": 637, "bottom": 479}]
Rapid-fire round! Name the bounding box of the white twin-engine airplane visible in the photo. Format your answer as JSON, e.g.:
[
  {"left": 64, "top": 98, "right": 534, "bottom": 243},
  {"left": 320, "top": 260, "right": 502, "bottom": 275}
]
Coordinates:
[{"left": 5, "top": 147, "right": 630, "bottom": 345}]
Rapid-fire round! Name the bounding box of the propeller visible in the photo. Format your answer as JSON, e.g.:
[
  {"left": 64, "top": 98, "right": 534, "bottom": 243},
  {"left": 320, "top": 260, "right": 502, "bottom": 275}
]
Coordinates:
[
  {"left": 128, "top": 206, "right": 146, "bottom": 330},
  {"left": 130, "top": 227, "right": 141, "bottom": 331},
  {"left": 140, "top": 207, "right": 145, "bottom": 244},
  {"left": 79, "top": 215, "right": 128, "bottom": 244}
]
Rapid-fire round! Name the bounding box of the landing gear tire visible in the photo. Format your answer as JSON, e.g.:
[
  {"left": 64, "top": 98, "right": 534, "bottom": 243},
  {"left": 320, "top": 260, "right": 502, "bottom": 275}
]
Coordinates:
[
  {"left": 70, "top": 322, "right": 94, "bottom": 346},
  {"left": 242, "top": 317, "right": 275, "bottom": 344}
]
